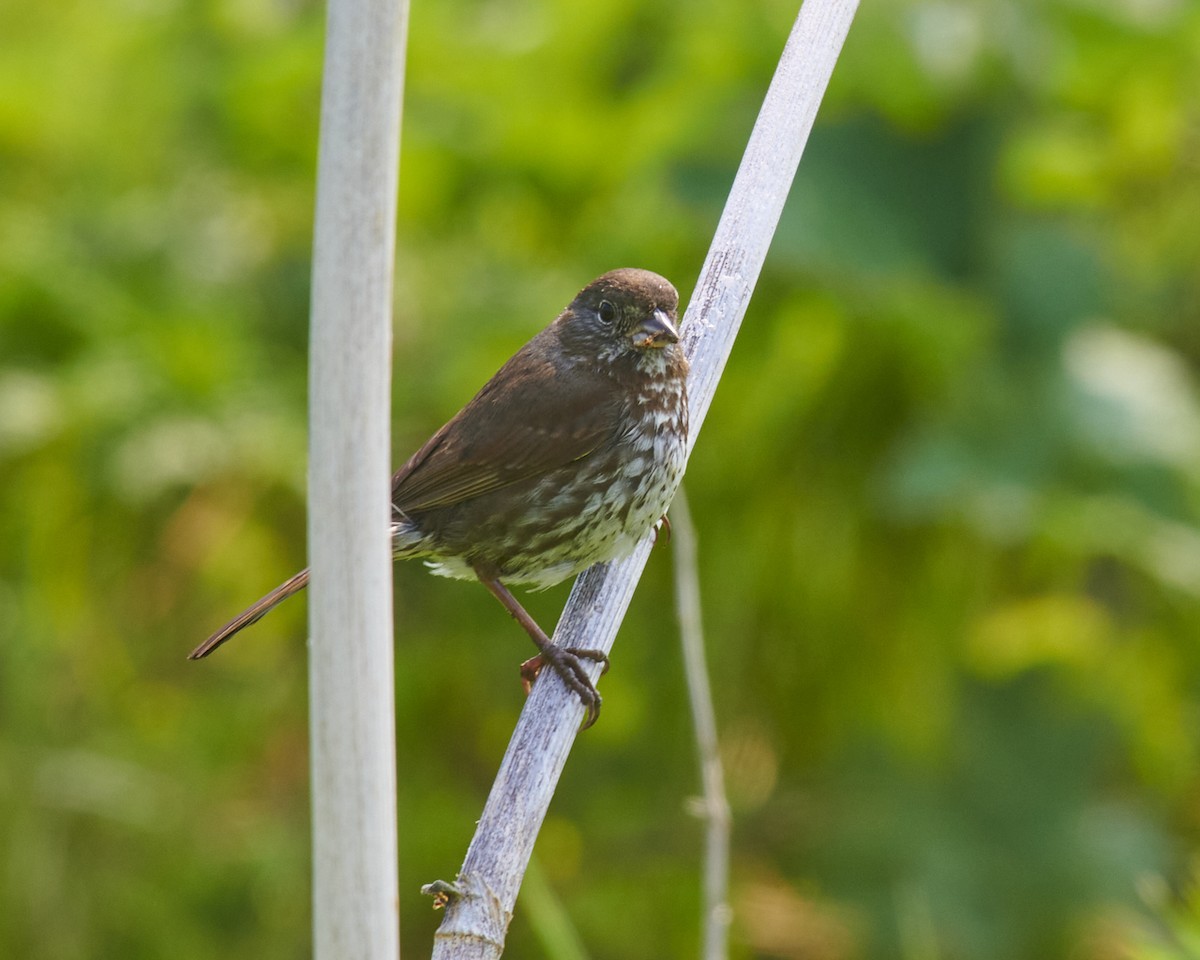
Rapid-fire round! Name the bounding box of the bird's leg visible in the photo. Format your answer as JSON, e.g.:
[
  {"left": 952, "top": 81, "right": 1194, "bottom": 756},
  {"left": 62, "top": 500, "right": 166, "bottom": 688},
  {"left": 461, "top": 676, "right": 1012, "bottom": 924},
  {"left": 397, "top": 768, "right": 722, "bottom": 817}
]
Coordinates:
[{"left": 473, "top": 567, "right": 608, "bottom": 730}]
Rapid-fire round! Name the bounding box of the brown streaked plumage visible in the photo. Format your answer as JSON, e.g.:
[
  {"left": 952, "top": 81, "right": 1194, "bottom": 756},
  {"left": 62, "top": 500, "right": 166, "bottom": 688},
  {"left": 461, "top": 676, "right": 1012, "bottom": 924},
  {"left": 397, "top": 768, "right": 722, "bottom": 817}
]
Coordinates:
[{"left": 191, "top": 268, "right": 689, "bottom": 728}]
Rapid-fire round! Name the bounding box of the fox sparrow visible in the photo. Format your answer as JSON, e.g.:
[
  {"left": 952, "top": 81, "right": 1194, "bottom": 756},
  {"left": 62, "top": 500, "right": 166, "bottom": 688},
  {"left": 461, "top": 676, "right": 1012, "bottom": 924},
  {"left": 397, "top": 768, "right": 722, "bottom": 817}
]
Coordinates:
[{"left": 191, "top": 268, "right": 689, "bottom": 728}]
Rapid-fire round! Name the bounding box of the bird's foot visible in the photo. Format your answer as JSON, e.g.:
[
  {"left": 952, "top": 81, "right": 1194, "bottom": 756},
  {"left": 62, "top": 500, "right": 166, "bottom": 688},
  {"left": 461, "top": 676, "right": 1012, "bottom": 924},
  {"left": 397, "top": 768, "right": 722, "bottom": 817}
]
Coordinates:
[
  {"left": 653, "top": 514, "right": 672, "bottom": 545},
  {"left": 472, "top": 567, "right": 609, "bottom": 729},
  {"left": 520, "top": 646, "right": 609, "bottom": 730}
]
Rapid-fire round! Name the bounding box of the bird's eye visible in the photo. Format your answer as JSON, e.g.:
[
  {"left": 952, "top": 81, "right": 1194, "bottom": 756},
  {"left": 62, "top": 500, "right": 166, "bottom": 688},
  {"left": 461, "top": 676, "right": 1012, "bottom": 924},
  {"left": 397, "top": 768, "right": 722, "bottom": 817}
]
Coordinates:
[{"left": 597, "top": 300, "right": 617, "bottom": 325}]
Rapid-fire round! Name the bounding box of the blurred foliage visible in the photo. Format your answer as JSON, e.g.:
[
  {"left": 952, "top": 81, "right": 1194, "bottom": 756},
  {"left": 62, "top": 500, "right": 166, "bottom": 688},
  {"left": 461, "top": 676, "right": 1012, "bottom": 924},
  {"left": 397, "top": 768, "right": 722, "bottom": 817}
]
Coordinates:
[{"left": 2, "top": 0, "right": 1200, "bottom": 957}]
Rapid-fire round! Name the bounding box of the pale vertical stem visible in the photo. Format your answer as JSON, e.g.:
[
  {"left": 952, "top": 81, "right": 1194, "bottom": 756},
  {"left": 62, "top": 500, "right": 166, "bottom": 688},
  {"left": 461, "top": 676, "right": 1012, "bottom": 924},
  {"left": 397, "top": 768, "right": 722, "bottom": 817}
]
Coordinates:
[
  {"left": 671, "top": 487, "right": 731, "bottom": 960},
  {"left": 307, "top": 0, "right": 408, "bottom": 955},
  {"left": 428, "top": 2, "right": 859, "bottom": 957}
]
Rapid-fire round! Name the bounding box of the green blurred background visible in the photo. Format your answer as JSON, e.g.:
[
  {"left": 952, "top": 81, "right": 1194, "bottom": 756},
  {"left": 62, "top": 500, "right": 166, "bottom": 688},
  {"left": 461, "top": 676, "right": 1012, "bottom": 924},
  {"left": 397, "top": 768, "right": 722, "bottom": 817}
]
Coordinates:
[{"left": 3, "top": 0, "right": 1200, "bottom": 956}]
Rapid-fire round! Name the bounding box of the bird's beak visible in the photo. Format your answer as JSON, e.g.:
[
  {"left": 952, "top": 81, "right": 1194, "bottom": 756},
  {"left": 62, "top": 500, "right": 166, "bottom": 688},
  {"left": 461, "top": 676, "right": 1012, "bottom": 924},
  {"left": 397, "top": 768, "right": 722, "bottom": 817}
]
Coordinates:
[{"left": 630, "top": 308, "right": 680, "bottom": 349}]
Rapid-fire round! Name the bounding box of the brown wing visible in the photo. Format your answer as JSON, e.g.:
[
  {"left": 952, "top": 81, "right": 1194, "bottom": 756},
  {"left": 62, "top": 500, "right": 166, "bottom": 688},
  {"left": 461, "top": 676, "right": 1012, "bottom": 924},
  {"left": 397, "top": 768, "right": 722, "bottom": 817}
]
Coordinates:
[{"left": 392, "top": 333, "right": 619, "bottom": 514}]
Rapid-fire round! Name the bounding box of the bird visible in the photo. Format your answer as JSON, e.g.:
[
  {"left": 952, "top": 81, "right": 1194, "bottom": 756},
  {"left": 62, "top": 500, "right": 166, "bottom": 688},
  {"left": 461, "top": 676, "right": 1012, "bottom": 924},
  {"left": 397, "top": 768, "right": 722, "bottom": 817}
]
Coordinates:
[{"left": 190, "top": 268, "right": 689, "bottom": 729}]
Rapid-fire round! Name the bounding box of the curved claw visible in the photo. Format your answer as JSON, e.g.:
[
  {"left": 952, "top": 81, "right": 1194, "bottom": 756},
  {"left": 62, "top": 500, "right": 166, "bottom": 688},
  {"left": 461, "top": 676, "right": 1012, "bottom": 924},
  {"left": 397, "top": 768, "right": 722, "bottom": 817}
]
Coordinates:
[
  {"left": 653, "top": 514, "right": 672, "bottom": 545},
  {"left": 519, "top": 647, "right": 607, "bottom": 730},
  {"left": 565, "top": 647, "right": 609, "bottom": 676}
]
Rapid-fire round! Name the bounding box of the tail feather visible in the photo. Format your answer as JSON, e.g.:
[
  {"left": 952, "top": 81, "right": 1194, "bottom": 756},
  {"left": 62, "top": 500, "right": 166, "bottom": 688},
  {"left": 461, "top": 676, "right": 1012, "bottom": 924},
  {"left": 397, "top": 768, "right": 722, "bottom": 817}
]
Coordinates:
[{"left": 189, "top": 568, "right": 311, "bottom": 660}]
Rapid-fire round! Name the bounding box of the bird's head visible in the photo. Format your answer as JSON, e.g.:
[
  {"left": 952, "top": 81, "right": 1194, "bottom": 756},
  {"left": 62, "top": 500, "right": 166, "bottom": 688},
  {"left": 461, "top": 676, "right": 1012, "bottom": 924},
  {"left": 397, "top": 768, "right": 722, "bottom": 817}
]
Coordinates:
[{"left": 558, "top": 268, "right": 682, "bottom": 368}]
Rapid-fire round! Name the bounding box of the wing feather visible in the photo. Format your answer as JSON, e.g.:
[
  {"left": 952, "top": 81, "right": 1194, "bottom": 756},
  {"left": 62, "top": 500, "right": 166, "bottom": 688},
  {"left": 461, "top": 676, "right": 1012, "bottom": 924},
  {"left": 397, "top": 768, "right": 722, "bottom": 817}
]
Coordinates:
[{"left": 391, "top": 332, "right": 618, "bottom": 514}]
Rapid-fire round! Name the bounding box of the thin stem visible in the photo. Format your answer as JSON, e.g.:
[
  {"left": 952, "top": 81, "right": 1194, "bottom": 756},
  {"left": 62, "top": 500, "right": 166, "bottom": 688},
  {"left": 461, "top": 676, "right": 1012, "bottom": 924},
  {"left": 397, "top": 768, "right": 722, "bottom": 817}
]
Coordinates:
[{"left": 671, "top": 487, "right": 732, "bottom": 960}]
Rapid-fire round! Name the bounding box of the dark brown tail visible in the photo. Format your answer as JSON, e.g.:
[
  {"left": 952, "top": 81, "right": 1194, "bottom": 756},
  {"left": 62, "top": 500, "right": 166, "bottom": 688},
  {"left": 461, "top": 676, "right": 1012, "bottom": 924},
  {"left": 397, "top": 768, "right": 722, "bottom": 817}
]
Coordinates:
[{"left": 189, "top": 568, "right": 311, "bottom": 660}]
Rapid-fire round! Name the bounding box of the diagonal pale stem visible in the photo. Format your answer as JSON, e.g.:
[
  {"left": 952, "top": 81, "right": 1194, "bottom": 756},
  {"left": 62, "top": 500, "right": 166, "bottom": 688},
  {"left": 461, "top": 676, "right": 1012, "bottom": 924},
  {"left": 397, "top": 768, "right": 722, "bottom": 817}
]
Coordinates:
[{"left": 429, "top": 2, "right": 860, "bottom": 957}]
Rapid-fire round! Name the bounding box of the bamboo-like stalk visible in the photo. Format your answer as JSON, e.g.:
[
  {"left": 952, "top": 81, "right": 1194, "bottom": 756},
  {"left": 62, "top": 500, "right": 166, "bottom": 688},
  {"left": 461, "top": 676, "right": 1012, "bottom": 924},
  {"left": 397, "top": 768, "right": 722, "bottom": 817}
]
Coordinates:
[
  {"left": 427, "top": 1, "right": 859, "bottom": 957},
  {"left": 307, "top": 0, "right": 409, "bottom": 956}
]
